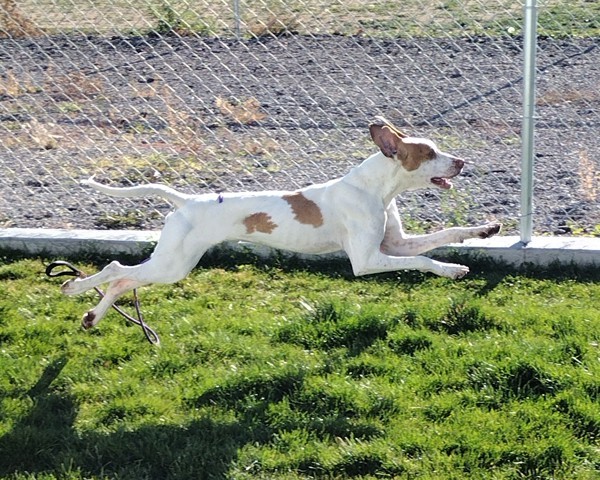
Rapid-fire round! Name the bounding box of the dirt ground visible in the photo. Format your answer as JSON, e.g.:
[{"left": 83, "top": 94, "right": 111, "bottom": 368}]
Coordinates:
[{"left": 0, "top": 34, "right": 599, "bottom": 235}]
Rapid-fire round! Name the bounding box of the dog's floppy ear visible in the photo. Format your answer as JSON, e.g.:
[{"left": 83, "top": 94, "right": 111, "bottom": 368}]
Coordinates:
[
  {"left": 372, "top": 116, "right": 407, "bottom": 139},
  {"left": 370, "top": 117, "right": 407, "bottom": 159}
]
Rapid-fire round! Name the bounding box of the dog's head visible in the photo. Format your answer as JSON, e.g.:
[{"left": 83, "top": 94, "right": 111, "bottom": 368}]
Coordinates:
[{"left": 369, "top": 117, "right": 465, "bottom": 190}]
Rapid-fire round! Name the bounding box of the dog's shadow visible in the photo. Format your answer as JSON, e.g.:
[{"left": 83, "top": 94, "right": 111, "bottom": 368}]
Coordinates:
[
  {"left": 200, "top": 246, "right": 517, "bottom": 293},
  {"left": 1, "top": 354, "right": 376, "bottom": 479},
  {"left": 0, "top": 357, "right": 260, "bottom": 479}
]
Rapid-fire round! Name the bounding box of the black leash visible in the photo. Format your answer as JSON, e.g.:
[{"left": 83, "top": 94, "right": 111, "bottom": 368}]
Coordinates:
[{"left": 46, "top": 261, "right": 160, "bottom": 346}]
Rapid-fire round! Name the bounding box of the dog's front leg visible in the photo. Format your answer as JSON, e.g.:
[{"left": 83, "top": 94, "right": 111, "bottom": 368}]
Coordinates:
[
  {"left": 382, "top": 224, "right": 502, "bottom": 257},
  {"left": 354, "top": 252, "right": 469, "bottom": 279},
  {"left": 381, "top": 201, "right": 501, "bottom": 256},
  {"left": 344, "top": 234, "right": 469, "bottom": 280}
]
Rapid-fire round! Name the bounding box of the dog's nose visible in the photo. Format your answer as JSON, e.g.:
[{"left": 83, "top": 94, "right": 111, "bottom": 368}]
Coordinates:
[{"left": 453, "top": 158, "right": 465, "bottom": 170}]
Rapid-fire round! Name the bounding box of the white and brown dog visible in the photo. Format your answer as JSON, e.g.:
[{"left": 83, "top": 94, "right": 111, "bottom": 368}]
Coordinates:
[{"left": 63, "top": 118, "right": 501, "bottom": 329}]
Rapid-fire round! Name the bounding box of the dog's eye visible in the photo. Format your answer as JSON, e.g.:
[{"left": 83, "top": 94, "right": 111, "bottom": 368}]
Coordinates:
[{"left": 423, "top": 146, "right": 436, "bottom": 160}]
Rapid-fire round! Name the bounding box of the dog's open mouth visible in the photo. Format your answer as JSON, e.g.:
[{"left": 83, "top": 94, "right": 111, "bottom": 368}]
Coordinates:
[{"left": 431, "top": 177, "right": 453, "bottom": 189}]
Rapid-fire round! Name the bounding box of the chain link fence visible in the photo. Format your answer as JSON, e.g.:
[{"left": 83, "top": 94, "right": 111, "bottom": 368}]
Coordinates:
[{"left": 0, "top": 0, "right": 598, "bottom": 236}]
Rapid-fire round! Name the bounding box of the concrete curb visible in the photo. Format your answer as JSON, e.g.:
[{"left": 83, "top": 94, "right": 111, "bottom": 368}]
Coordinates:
[
  {"left": 433, "top": 235, "right": 600, "bottom": 267},
  {"left": 1, "top": 228, "right": 599, "bottom": 268}
]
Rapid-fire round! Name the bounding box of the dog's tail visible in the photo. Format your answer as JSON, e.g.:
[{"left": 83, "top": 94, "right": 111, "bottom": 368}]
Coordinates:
[{"left": 82, "top": 177, "right": 190, "bottom": 208}]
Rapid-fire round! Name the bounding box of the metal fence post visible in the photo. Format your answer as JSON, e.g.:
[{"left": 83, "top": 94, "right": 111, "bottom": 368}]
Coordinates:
[
  {"left": 520, "top": 0, "right": 538, "bottom": 244},
  {"left": 233, "top": 0, "right": 241, "bottom": 39}
]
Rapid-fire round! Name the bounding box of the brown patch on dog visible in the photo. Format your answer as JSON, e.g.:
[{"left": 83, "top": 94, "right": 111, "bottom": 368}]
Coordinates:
[
  {"left": 243, "top": 212, "right": 278, "bottom": 234},
  {"left": 282, "top": 192, "right": 324, "bottom": 228},
  {"left": 478, "top": 223, "right": 502, "bottom": 239},
  {"left": 399, "top": 142, "right": 437, "bottom": 171},
  {"left": 370, "top": 123, "right": 436, "bottom": 171}
]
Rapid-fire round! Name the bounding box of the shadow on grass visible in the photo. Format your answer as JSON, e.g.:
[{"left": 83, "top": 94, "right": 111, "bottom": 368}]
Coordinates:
[
  {"left": 5, "top": 241, "right": 598, "bottom": 304},
  {"left": 0, "top": 354, "right": 391, "bottom": 479},
  {"left": 0, "top": 358, "right": 266, "bottom": 479}
]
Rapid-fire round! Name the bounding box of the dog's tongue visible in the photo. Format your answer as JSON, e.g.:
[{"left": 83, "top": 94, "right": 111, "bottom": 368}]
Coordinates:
[{"left": 431, "top": 177, "right": 452, "bottom": 189}]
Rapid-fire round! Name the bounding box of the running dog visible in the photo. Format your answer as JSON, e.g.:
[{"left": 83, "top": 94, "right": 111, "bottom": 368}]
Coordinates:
[{"left": 63, "top": 118, "right": 501, "bottom": 329}]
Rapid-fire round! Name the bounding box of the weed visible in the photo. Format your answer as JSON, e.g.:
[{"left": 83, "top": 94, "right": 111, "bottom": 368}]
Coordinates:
[
  {"left": 427, "top": 295, "right": 499, "bottom": 335},
  {"left": 149, "top": 1, "right": 215, "bottom": 36},
  {"left": 130, "top": 77, "right": 160, "bottom": 100},
  {"left": 248, "top": 13, "right": 300, "bottom": 38},
  {"left": 156, "top": 85, "right": 207, "bottom": 154},
  {"left": 22, "top": 119, "right": 61, "bottom": 150},
  {"left": 94, "top": 210, "right": 149, "bottom": 229},
  {"left": 57, "top": 101, "right": 83, "bottom": 114},
  {"left": 45, "top": 70, "right": 105, "bottom": 101},
  {"left": 152, "top": 1, "right": 181, "bottom": 35},
  {"left": 439, "top": 188, "right": 472, "bottom": 227},
  {"left": 537, "top": 88, "right": 599, "bottom": 107}
]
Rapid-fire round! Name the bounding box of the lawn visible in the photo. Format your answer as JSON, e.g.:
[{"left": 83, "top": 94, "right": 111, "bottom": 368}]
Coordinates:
[{"left": 0, "top": 253, "right": 599, "bottom": 479}]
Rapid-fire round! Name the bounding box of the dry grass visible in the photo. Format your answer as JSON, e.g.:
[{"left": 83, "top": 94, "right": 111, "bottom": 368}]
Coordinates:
[
  {"left": 216, "top": 96, "right": 267, "bottom": 125},
  {"left": 0, "top": 71, "right": 39, "bottom": 97},
  {"left": 247, "top": 13, "right": 300, "bottom": 38},
  {"left": 0, "top": 72, "right": 23, "bottom": 97},
  {"left": 131, "top": 79, "right": 161, "bottom": 100},
  {"left": 129, "top": 78, "right": 202, "bottom": 153},
  {"left": 25, "top": 119, "right": 61, "bottom": 149},
  {"left": 4, "top": 0, "right": 598, "bottom": 38},
  {"left": 0, "top": 0, "right": 42, "bottom": 38},
  {"left": 211, "top": 126, "right": 280, "bottom": 160},
  {"left": 578, "top": 149, "right": 597, "bottom": 202},
  {"left": 45, "top": 70, "right": 105, "bottom": 101},
  {"left": 2, "top": 118, "right": 61, "bottom": 150},
  {"left": 160, "top": 85, "right": 207, "bottom": 155},
  {"left": 537, "top": 87, "right": 600, "bottom": 106}
]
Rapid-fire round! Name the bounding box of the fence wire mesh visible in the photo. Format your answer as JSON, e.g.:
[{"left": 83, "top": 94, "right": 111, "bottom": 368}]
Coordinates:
[{"left": 0, "top": 0, "right": 598, "bottom": 236}]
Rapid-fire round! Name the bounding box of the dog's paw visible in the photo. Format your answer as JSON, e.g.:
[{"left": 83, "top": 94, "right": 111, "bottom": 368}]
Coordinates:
[
  {"left": 439, "top": 263, "right": 470, "bottom": 280},
  {"left": 61, "top": 279, "right": 76, "bottom": 295},
  {"left": 478, "top": 223, "right": 502, "bottom": 239},
  {"left": 81, "top": 310, "right": 97, "bottom": 330},
  {"left": 61, "top": 278, "right": 86, "bottom": 295}
]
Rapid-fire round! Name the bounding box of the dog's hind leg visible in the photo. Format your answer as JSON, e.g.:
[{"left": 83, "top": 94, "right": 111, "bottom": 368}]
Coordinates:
[
  {"left": 61, "top": 260, "right": 127, "bottom": 295},
  {"left": 63, "top": 210, "right": 213, "bottom": 327},
  {"left": 81, "top": 277, "right": 145, "bottom": 329},
  {"left": 74, "top": 246, "right": 208, "bottom": 328},
  {"left": 62, "top": 210, "right": 203, "bottom": 296}
]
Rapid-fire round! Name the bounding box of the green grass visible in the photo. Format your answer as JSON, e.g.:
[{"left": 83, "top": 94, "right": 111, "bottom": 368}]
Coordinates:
[{"left": 0, "top": 255, "right": 599, "bottom": 479}]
